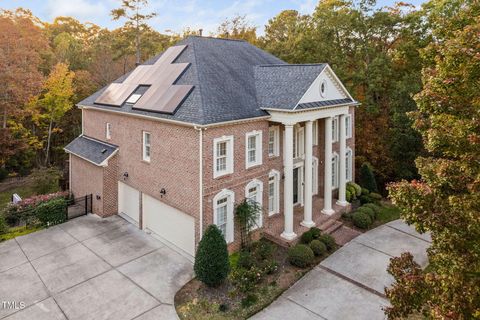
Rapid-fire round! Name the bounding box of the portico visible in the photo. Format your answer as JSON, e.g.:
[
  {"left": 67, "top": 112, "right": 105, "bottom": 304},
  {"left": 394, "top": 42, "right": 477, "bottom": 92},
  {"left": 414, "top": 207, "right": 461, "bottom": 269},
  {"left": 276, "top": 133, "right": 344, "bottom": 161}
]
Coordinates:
[{"left": 267, "top": 104, "right": 355, "bottom": 241}]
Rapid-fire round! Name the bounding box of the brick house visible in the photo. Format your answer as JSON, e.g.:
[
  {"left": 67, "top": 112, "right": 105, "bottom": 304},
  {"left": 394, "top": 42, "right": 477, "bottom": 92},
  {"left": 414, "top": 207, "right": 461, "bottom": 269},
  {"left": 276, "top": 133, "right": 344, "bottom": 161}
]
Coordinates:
[{"left": 65, "top": 36, "right": 359, "bottom": 259}]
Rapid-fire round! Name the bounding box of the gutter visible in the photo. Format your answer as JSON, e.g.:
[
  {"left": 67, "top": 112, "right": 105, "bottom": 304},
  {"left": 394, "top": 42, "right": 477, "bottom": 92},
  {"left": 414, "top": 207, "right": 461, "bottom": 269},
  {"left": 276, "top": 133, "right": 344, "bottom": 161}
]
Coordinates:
[{"left": 261, "top": 101, "right": 361, "bottom": 113}]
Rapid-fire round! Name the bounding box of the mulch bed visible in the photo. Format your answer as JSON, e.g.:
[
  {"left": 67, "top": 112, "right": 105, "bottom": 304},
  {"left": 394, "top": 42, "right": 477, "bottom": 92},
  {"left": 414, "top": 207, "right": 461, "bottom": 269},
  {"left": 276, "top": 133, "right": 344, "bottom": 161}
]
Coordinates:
[{"left": 175, "top": 239, "right": 335, "bottom": 320}]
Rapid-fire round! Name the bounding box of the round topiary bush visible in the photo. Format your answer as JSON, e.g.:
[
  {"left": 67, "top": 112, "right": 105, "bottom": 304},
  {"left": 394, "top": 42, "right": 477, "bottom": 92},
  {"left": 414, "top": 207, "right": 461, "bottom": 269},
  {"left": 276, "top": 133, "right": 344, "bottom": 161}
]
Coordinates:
[
  {"left": 288, "top": 244, "right": 315, "bottom": 268},
  {"left": 363, "top": 203, "right": 381, "bottom": 216},
  {"left": 348, "top": 182, "right": 362, "bottom": 197},
  {"left": 194, "top": 225, "right": 230, "bottom": 287},
  {"left": 370, "top": 192, "right": 382, "bottom": 202},
  {"left": 318, "top": 234, "right": 336, "bottom": 251},
  {"left": 346, "top": 189, "right": 352, "bottom": 202},
  {"left": 352, "top": 211, "right": 372, "bottom": 229},
  {"left": 300, "top": 227, "right": 321, "bottom": 244},
  {"left": 357, "top": 207, "right": 376, "bottom": 221},
  {"left": 361, "top": 187, "right": 370, "bottom": 195},
  {"left": 310, "top": 239, "right": 327, "bottom": 256},
  {"left": 346, "top": 184, "right": 357, "bottom": 200}
]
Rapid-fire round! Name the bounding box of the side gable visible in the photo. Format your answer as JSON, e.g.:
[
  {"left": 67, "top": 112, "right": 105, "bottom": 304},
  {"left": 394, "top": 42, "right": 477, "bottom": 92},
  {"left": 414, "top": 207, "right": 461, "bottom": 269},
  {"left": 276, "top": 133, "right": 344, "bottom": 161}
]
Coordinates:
[{"left": 295, "top": 65, "right": 354, "bottom": 109}]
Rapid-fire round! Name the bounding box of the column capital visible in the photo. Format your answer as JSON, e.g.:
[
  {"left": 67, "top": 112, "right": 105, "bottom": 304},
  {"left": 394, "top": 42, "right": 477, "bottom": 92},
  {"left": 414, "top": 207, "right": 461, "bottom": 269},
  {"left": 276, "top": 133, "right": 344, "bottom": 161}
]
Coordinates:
[{"left": 282, "top": 121, "right": 297, "bottom": 127}]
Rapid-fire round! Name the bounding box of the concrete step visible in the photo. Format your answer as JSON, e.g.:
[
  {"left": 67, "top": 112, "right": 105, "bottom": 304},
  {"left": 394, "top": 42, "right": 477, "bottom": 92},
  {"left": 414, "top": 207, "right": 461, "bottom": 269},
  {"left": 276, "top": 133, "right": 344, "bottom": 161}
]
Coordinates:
[
  {"left": 318, "top": 219, "right": 338, "bottom": 232},
  {"left": 324, "top": 220, "right": 343, "bottom": 235}
]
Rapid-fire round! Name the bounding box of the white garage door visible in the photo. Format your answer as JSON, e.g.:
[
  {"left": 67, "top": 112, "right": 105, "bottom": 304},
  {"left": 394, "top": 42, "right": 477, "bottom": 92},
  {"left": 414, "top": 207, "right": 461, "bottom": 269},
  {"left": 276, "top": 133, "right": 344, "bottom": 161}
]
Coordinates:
[
  {"left": 118, "top": 181, "right": 140, "bottom": 225},
  {"left": 143, "top": 194, "right": 195, "bottom": 257}
]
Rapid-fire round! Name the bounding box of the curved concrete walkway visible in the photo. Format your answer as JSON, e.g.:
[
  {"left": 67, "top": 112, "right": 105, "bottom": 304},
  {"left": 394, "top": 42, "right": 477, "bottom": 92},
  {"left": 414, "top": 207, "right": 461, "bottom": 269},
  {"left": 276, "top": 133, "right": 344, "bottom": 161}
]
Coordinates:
[{"left": 251, "top": 220, "right": 431, "bottom": 320}]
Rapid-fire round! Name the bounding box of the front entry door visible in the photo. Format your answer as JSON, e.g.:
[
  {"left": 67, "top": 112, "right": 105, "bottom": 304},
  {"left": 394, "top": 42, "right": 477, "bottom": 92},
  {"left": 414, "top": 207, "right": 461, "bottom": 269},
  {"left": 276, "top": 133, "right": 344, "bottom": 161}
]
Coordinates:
[{"left": 293, "top": 168, "right": 299, "bottom": 204}]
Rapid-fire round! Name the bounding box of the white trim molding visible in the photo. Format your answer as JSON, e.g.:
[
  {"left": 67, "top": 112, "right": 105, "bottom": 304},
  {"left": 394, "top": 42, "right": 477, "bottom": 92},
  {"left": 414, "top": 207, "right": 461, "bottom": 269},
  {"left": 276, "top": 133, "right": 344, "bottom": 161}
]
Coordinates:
[
  {"left": 245, "top": 179, "right": 263, "bottom": 229},
  {"left": 268, "top": 169, "right": 280, "bottom": 216}
]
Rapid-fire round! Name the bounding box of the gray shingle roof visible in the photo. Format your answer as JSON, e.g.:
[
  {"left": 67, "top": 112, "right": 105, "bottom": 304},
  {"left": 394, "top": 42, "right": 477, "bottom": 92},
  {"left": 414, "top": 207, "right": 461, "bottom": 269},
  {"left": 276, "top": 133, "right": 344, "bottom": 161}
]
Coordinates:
[
  {"left": 296, "top": 98, "right": 355, "bottom": 110},
  {"left": 65, "top": 136, "right": 118, "bottom": 166},
  {"left": 78, "top": 36, "right": 356, "bottom": 125},
  {"left": 254, "top": 64, "right": 327, "bottom": 110}
]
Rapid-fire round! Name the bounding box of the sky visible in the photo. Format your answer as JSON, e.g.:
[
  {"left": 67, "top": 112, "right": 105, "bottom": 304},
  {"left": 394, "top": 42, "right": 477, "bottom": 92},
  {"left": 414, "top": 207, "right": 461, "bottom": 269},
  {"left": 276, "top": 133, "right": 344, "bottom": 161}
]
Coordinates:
[{"left": 1, "top": 0, "right": 426, "bottom": 35}]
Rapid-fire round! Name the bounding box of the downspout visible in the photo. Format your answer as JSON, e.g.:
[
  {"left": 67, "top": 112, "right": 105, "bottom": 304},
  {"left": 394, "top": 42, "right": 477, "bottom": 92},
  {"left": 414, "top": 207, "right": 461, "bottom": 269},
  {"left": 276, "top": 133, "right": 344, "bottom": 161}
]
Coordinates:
[{"left": 195, "top": 126, "right": 204, "bottom": 241}]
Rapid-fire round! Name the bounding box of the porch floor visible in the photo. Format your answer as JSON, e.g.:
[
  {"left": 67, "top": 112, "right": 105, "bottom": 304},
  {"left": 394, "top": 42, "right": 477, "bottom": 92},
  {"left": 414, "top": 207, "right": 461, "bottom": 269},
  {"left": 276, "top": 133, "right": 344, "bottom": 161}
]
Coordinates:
[{"left": 263, "top": 197, "right": 350, "bottom": 247}]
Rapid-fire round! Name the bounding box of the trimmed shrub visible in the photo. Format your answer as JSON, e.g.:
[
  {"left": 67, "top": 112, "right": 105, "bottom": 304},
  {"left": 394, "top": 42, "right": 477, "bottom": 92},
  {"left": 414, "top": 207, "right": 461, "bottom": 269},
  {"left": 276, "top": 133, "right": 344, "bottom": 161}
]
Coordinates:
[
  {"left": 352, "top": 211, "right": 372, "bottom": 229},
  {"left": 346, "top": 189, "right": 352, "bottom": 202},
  {"left": 359, "top": 162, "right": 378, "bottom": 193},
  {"left": 194, "top": 225, "right": 230, "bottom": 287},
  {"left": 359, "top": 194, "right": 373, "bottom": 205},
  {"left": 35, "top": 198, "right": 67, "bottom": 226},
  {"left": 357, "top": 207, "right": 375, "bottom": 221},
  {"left": 310, "top": 239, "right": 327, "bottom": 256},
  {"left": 288, "top": 244, "right": 314, "bottom": 268},
  {"left": 318, "top": 234, "right": 336, "bottom": 250},
  {"left": 300, "top": 227, "right": 321, "bottom": 244},
  {"left": 370, "top": 192, "right": 382, "bottom": 202},
  {"left": 346, "top": 184, "right": 357, "bottom": 200},
  {"left": 348, "top": 182, "right": 362, "bottom": 197},
  {"left": 361, "top": 188, "right": 370, "bottom": 195},
  {"left": 363, "top": 203, "right": 381, "bottom": 215},
  {"left": 237, "top": 250, "right": 255, "bottom": 269},
  {"left": 251, "top": 240, "right": 275, "bottom": 260}
]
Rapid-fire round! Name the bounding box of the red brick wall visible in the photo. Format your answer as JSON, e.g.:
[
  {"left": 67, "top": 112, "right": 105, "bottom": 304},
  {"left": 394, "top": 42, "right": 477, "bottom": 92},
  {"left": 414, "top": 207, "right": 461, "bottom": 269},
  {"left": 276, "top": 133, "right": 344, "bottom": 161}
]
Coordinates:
[
  {"left": 82, "top": 109, "right": 200, "bottom": 219},
  {"left": 70, "top": 154, "right": 104, "bottom": 215},
  {"left": 103, "top": 154, "right": 118, "bottom": 216}
]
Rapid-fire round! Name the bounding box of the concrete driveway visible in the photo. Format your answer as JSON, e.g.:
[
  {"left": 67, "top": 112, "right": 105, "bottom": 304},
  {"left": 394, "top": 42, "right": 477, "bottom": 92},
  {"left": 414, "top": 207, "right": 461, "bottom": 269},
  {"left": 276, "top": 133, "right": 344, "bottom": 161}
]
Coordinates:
[
  {"left": 252, "top": 220, "right": 431, "bottom": 320},
  {"left": 0, "top": 214, "right": 193, "bottom": 320}
]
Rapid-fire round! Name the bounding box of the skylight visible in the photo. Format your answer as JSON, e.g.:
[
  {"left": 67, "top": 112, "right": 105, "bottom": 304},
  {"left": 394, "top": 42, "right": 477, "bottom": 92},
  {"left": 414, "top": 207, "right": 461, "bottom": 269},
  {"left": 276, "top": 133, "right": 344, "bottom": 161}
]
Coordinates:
[{"left": 126, "top": 93, "right": 142, "bottom": 105}]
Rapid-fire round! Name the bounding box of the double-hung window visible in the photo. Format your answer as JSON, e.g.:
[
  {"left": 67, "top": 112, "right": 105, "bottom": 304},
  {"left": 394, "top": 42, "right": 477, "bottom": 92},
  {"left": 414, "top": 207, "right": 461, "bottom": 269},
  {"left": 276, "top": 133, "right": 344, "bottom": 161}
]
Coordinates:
[
  {"left": 245, "top": 180, "right": 263, "bottom": 228},
  {"left": 312, "top": 120, "right": 318, "bottom": 145},
  {"left": 214, "top": 136, "right": 234, "bottom": 178},
  {"left": 345, "top": 115, "right": 352, "bottom": 138},
  {"left": 346, "top": 148, "right": 353, "bottom": 181},
  {"left": 268, "top": 126, "right": 279, "bottom": 157},
  {"left": 332, "top": 116, "right": 339, "bottom": 142},
  {"left": 142, "top": 131, "right": 151, "bottom": 162},
  {"left": 106, "top": 123, "right": 112, "bottom": 140},
  {"left": 268, "top": 170, "right": 280, "bottom": 215},
  {"left": 213, "top": 189, "right": 234, "bottom": 243},
  {"left": 245, "top": 131, "right": 262, "bottom": 168},
  {"left": 332, "top": 153, "right": 339, "bottom": 189}
]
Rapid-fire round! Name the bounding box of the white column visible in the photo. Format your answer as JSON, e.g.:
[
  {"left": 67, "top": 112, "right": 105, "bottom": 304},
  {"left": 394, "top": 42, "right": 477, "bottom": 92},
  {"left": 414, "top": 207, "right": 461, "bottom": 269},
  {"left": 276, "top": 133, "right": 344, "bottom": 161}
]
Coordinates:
[
  {"left": 302, "top": 120, "right": 315, "bottom": 227},
  {"left": 281, "top": 124, "right": 297, "bottom": 240},
  {"left": 337, "top": 114, "right": 348, "bottom": 206},
  {"left": 322, "top": 117, "right": 335, "bottom": 215}
]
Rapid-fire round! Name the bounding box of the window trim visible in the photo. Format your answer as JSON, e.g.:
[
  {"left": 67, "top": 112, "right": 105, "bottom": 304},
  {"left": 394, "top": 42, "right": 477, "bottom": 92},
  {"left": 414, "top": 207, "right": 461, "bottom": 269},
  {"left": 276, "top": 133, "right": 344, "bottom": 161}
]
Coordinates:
[
  {"left": 268, "top": 170, "right": 280, "bottom": 216},
  {"left": 245, "top": 130, "right": 263, "bottom": 169},
  {"left": 245, "top": 179, "right": 263, "bottom": 229},
  {"left": 142, "top": 131, "right": 151, "bottom": 162},
  {"left": 293, "top": 125, "right": 305, "bottom": 159},
  {"left": 313, "top": 120, "right": 318, "bottom": 146},
  {"left": 106, "top": 123, "right": 112, "bottom": 140},
  {"left": 213, "top": 189, "right": 235, "bottom": 243},
  {"left": 213, "top": 136, "right": 234, "bottom": 178},
  {"left": 268, "top": 126, "right": 280, "bottom": 157},
  {"left": 345, "top": 114, "right": 352, "bottom": 139}
]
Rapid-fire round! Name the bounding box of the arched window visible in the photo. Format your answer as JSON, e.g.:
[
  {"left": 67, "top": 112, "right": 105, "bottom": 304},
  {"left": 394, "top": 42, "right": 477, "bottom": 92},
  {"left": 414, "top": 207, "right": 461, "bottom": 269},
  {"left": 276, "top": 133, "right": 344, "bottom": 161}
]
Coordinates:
[
  {"left": 332, "top": 152, "right": 339, "bottom": 189},
  {"left": 245, "top": 179, "right": 263, "bottom": 229},
  {"left": 312, "top": 157, "right": 319, "bottom": 195},
  {"left": 346, "top": 148, "right": 353, "bottom": 182},
  {"left": 213, "top": 189, "right": 235, "bottom": 243},
  {"left": 268, "top": 170, "right": 280, "bottom": 215}
]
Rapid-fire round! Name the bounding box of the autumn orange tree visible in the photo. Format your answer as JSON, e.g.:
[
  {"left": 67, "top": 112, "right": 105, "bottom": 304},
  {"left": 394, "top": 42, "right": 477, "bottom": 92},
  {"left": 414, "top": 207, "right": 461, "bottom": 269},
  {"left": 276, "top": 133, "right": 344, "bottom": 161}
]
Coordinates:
[{"left": 386, "top": 0, "right": 480, "bottom": 318}]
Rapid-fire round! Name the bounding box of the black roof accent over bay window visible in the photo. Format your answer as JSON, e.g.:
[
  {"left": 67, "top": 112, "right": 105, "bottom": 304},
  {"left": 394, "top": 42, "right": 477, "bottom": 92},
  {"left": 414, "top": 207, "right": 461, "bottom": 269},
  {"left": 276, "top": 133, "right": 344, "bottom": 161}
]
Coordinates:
[{"left": 65, "top": 136, "right": 118, "bottom": 166}]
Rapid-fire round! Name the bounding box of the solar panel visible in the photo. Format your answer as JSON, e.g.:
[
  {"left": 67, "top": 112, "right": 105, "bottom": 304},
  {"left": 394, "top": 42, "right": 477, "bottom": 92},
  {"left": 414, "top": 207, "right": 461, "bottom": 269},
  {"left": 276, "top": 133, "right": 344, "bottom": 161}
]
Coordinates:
[{"left": 94, "top": 45, "right": 193, "bottom": 114}]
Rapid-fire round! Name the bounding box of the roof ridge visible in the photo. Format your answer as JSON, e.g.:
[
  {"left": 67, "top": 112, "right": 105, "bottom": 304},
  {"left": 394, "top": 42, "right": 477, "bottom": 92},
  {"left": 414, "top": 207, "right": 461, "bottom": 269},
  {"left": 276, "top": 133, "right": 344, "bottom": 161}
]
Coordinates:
[
  {"left": 256, "top": 63, "right": 327, "bottom": 68},
  {"left": 188, "top": 35, "right": 247, "bottom": 42}
]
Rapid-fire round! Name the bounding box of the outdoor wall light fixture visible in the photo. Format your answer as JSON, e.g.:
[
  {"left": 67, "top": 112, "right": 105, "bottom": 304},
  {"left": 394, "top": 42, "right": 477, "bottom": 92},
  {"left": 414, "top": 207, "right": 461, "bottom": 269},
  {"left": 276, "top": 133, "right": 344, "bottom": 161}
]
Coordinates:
[
  {"left": 123, "top": 172, "right": 129, "bottom": 180},
  {"left": 160, "top": 188, "right": 166, "bottom": 197},
  {"left": 96, "top": 194, "right": 101, "bottom": 200}
]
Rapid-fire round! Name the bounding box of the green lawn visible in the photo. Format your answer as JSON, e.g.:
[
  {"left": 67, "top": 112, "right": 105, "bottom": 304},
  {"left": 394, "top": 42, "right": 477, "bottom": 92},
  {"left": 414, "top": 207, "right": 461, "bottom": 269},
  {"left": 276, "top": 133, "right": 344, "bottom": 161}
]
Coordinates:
[
  {"left": 0, "top": 225, "right": 44, "bottom": 242},
  {"left": 373, "top": 203, "right": 401, "bottom": 227},
  {"left": 0, "top": 185, "right": 37, "bottom": 210}
]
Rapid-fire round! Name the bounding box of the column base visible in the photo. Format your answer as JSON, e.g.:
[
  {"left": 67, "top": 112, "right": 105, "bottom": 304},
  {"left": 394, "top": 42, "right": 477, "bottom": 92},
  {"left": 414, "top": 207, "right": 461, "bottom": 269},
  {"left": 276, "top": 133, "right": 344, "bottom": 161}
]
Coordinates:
[
  {"left": 280, "top": 231, "right": 297, "bottom": 241},
  {"left": 301, "top": 220, "right": 316, "bottom": 228},
  {"left": 336, "top": 200, "right": 349, "bottom": 207},
  {"left": 321, "top": 208, "right": 335, "bottom": 215}
]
